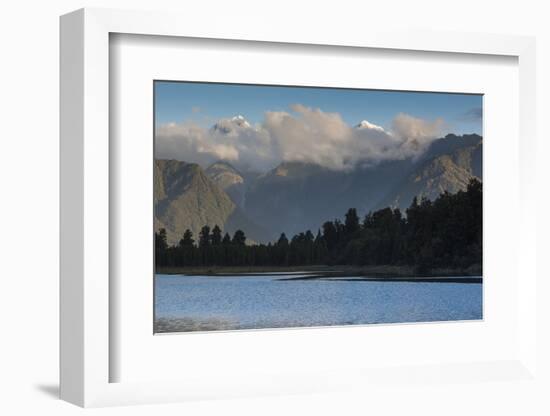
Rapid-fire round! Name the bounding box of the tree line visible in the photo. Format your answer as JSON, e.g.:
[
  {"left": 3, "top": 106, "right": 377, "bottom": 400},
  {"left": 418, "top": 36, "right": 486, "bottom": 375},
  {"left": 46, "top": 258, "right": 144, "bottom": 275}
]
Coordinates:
[{"left": 156, "top": 178, "right": 482, "bottom": 273}]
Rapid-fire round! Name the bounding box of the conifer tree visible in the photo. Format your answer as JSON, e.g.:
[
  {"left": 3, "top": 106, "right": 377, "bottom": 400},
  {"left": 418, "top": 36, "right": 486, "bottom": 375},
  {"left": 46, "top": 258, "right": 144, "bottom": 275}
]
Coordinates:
[
  {"left": 179, "top": 229, "right": 194, "bottom": 247},
  {"left": 198, "top": 225, "right": 211, "bottom": 248},
  {"left": 344, "top": 208, "right": 360, "bottom": 236},
  {"left": 222, "top": 232, "right": 232, "bottom": 245},
  {"left": 232, "top": 229, "right": 246, "bottom": 246},
  {"left": 211, "top": 225, "right": 222, "bottom": 245}
]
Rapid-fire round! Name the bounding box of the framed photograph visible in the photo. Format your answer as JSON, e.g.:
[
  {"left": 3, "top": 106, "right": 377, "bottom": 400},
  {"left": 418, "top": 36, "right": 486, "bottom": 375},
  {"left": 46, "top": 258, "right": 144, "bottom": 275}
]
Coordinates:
[
  {"left": 60, "top": 8, "right": 538, "bottom": 408},
  {"left": 152, "top": 81, "right": 484, "bottom": 334}
]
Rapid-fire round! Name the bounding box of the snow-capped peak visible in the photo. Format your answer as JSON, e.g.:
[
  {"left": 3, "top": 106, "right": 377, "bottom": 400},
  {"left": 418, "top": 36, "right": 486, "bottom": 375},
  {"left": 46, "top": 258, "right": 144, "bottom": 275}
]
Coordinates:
[
  {"left": 356, "top": 120, "right": 385, "bottom": 132},
  {"left": 231, "top": 115, "right": 251, "bottom": 128},
  {"left": 211, "top": 115, "right": 252, "bottom": 135}
]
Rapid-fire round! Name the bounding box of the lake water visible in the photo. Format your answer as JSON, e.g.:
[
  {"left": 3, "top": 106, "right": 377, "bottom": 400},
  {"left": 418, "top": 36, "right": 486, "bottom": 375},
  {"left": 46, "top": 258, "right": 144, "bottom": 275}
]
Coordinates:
[{"left": 154, "top": 274, "right": 482, "bottom": 333}]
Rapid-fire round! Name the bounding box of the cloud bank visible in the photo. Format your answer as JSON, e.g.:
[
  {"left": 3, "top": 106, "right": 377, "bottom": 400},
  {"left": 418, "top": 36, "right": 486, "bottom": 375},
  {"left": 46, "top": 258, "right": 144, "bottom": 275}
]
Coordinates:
[{"left": 155, "top": 105, "right": 446, "bottom": 172}]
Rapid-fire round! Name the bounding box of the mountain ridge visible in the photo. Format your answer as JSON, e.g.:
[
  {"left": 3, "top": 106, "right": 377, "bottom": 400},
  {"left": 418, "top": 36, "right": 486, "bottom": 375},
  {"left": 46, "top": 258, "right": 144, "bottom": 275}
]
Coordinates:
[
  {"left": 155, "top": 133, "right": 482, "bottom": 243},
  {"left": 379, "top": 134, "right": 482, "bottom": 210},
  {"left": 154, "top": 159, "right": 272, "bottom": 245}
]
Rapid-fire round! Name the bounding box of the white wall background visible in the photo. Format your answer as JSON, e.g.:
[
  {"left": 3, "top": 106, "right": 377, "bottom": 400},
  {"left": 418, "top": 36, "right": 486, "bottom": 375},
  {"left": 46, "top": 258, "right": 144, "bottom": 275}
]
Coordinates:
[{"left": 0, "top": 0, "right": 548, "bottom": 414}]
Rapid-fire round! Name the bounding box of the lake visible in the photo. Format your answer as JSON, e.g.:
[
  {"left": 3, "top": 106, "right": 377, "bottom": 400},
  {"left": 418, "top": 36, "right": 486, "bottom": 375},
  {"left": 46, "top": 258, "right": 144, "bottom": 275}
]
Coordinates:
[{"left": 154, "top": 273, "right": 483, "bottom": 333}]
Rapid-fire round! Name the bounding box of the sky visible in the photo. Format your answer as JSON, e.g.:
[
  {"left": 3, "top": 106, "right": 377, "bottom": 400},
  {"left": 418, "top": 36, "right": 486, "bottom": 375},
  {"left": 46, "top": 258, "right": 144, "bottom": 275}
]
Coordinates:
[
  {"left": 155, "top": 81, "right": 482, "bottom": 135},
  {"left": 154, "top": 81, "right": 482, "bottom": 172}
]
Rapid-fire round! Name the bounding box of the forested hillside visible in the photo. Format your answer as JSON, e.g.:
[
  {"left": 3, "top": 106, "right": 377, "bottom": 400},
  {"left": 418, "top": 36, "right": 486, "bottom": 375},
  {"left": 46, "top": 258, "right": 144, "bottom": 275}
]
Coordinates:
[{"left": 156, "top": 178, "right": 482, "bottom": 274}]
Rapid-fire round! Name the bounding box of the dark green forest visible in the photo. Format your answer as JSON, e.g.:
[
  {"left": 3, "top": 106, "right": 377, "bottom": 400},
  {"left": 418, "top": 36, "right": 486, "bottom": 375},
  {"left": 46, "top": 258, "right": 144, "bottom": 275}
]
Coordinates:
[{"left": 155, "top": 178, "right": 482, "bottom": 274}]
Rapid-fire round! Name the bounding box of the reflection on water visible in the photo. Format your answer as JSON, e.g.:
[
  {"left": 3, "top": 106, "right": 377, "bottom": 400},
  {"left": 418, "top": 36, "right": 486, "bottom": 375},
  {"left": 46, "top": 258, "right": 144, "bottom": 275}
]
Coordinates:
[{"left": 154, "top": 274, "right": 482, "bottom": 333}]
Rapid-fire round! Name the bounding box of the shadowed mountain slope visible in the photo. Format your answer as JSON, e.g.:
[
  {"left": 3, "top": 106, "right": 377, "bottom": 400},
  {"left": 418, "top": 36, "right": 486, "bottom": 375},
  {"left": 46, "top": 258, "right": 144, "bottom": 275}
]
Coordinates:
[
  {"left": 205, "top": 161, "right": 246, "bottom": 207},
  {"left": 155, "top": 159, "right": 272, "bottom": 245}
]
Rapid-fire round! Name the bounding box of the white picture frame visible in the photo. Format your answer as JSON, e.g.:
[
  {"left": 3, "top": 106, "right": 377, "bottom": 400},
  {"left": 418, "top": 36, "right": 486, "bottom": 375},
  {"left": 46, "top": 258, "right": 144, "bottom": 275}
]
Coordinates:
[{"left": 60, "top": 8, "right": 538, "bottom": 408}]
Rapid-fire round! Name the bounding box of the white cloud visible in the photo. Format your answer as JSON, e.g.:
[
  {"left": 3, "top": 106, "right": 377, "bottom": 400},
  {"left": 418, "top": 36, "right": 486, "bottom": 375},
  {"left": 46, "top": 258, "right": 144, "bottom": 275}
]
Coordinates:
[
  {"left": 155, "top": 105, "right": 446, "bottom": 172},
  {"left": 263, "top": 104, "right": 353, "bottom": 170},
  {"left": 391, "top": 113, "right": 445, "bottom": 154}
]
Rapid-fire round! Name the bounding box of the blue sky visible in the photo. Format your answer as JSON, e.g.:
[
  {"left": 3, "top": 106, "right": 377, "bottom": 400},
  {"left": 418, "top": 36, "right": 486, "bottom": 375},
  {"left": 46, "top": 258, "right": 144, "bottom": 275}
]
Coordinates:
[{"left": 154, "top": 81, "right": 482, "bottom": 136}]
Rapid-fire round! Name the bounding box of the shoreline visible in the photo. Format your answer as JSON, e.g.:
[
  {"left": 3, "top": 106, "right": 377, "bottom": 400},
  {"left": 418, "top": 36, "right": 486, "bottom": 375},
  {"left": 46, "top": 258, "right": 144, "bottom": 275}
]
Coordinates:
[
  {"left": 279, "top": 275, "right": 482, "bottom": 284},
  {"left": 155, "top": 264, "right": 482, "bottom": 278}
]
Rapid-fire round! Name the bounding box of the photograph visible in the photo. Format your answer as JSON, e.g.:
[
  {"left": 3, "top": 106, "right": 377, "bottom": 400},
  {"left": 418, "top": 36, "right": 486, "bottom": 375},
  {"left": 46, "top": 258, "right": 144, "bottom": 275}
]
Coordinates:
[{"left": 153, "top": 81, "right": 483, "bottom": 333}]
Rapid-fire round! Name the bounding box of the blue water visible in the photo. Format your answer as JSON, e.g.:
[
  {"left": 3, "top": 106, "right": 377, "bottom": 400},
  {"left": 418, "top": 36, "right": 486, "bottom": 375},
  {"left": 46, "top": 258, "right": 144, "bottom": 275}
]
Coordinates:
[{"left": 154, "top": 274, "right": 482, "bottom": 332}]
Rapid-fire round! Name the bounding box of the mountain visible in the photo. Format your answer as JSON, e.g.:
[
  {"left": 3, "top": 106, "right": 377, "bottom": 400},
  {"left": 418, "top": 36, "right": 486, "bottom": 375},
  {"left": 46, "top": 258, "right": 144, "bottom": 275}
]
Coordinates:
[
  {"left": 210, "top": 114, "right": 252, "bottom": 136},
  {"left": 380, "top": 134, "right": 482, "bottom": 210},
  {"left": 244, "top": 134, "right": 482, "bottom": 237},
  {"left": 205, "top": 161, "right": 246, "bottom": 207},
  {"left": 244, "top": 159, "right": 416, "bottom": 238},
  {"left": 155, "top": 159, "right": 272, "bottom": 245},
  {"left": 245, "top": 161, "right": 350, "bottom": 237},
  {"left": 156, "top": 132, "right": 482, "bottom": 244},
  {"left": 423, "top": 133, "right": 482, "bottom": 164}
]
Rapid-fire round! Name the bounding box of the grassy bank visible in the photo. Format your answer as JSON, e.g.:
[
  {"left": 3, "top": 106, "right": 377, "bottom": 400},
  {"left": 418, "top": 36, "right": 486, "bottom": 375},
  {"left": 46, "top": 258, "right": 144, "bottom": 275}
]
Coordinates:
[{"left": 156, "top": 263, "right": 482, "bottom": 277}]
